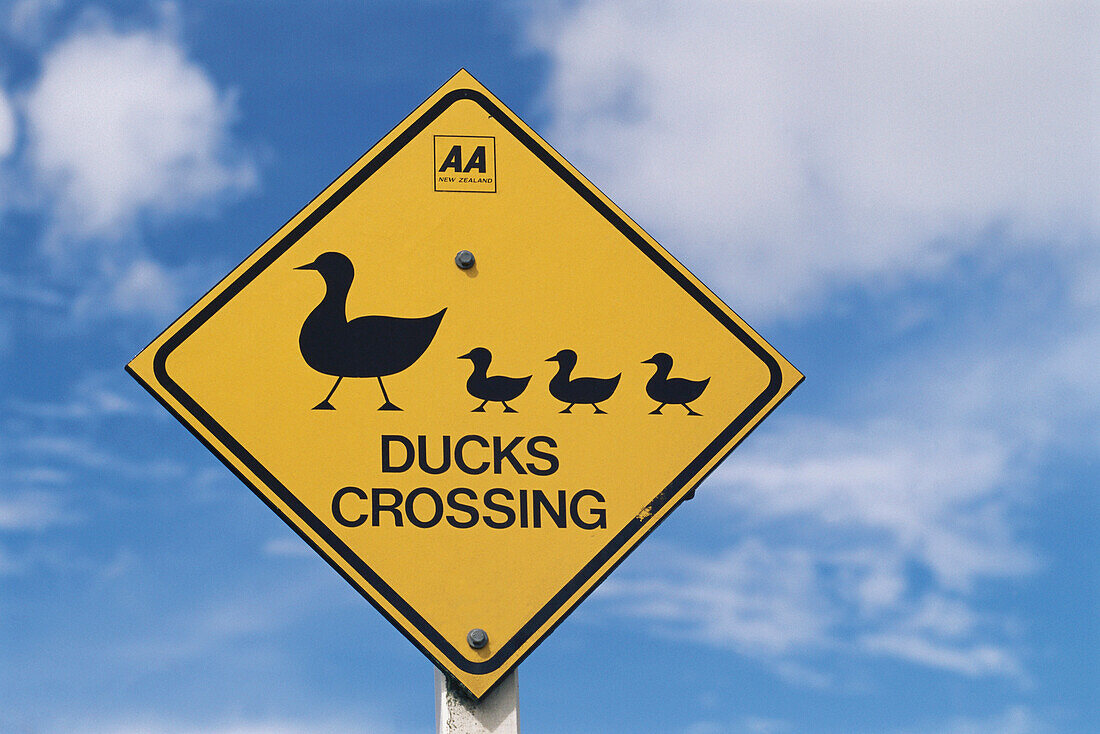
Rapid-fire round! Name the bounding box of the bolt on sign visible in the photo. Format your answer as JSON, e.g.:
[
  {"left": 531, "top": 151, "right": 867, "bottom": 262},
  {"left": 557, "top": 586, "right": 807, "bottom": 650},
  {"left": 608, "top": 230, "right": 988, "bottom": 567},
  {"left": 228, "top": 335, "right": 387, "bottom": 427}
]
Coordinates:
[{"left": 127, "top": 69, "right": 802, "bottom": 699}]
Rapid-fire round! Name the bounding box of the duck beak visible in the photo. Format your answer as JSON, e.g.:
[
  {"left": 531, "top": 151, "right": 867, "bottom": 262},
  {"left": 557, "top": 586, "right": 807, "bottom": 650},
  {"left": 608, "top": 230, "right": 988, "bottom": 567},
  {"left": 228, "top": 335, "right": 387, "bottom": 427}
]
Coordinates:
[
  {"left": 545, "top": 356, "right": 558, "bottom": 362},
  {"left": 458, "top": 351, "right": 473, "bottom": 360},
  {"left": 642, "top": 357, "right": 656, "bottom": 364},
  {"left": 294, "top": 261, "right": 318, "bottom": 271}
]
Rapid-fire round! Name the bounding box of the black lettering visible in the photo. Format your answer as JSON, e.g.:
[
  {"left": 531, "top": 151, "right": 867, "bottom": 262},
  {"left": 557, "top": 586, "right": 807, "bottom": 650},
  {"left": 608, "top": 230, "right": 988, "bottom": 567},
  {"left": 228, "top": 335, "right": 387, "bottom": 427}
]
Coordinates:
[
  {"left": 382, "top": 435, "right": 414, "bottom": 473},
  {"left": 571, "top": 489, "right": 606, "bottom": 530},
  {"left": 438, "top": 145, "right": 462, "bottom": 172},
  {"left": 533, "top": 489, "right": 567, "bottom": 528},
  {"left": 493, "top": 436, "right": 527, "bottom": 474},
  {"left": 483, "top": 488, "right": 516, "bottom": 528},
  {"left": 525, "top": 436, "right": 559, "bottom": 476},
  {"left": 332, "top": 486, "right": 368, "bottom": 527},
  {"left": 519, "top": 488, "right": 529, "bottom": 528},
  {"left": 455, "top": 435, "right": 490, "bottom": 474},
  {"left": 446, "top": 488, "right": 479, "bottom": 529},
  {"left": 372, "top": 488, "right": 404, "bottom": 527},
  {"left": 418, "top": 435, "right": 451, "bottom": 475},
  {"left": 462, "top": 145, "right": 486, "bottom": 173},
  {"left": 405, "top": 487, "right": 444, "bottom": 528}
]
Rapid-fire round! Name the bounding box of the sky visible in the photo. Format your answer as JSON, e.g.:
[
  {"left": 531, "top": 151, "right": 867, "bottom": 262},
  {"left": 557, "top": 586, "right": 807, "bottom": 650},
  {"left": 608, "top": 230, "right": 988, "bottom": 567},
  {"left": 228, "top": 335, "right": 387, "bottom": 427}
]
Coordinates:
[{"left": 0, "top": 1, "right": 1096, "bottom": 732}]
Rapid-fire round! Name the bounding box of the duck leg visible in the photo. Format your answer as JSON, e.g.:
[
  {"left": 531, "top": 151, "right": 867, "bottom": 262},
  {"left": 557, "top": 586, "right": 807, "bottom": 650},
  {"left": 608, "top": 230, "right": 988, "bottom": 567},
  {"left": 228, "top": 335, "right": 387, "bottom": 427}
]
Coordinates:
[
  {"left": 683, "top": 403, "right": 702, "bottom": 416},
  {"left": 502, "top": 401, "right": 518, "bottom": 414},
  {"left": 313, "top": 376, "right": 343, "bottom": 410},
  {"left": 592, "top": 403, "right": 608, "bottom": 415},
  {"left": 649, "top": 403, "right": 666, "bottom": 415},
  {"left": 376, "top": 377, "right": 401, "bottom": 411},
  {"left": 559, "top": 403, "right": 575, "bottom": 414},
  {"left": 471, "top": 399, "right": 489, "bottom": 413}
]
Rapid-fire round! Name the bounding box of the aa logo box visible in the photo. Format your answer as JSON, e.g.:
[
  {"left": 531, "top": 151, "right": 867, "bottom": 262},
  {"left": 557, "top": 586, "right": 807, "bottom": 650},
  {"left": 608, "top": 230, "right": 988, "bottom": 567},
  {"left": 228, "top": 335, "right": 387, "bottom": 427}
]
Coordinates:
[{"left": 435, "top": 135, "right": 496, "bottom": 192}]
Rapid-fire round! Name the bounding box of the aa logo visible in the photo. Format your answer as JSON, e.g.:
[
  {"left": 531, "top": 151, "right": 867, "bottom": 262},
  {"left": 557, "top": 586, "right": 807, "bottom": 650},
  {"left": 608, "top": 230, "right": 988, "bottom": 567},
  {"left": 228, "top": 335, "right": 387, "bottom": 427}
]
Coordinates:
[{"left": 434, "top": 136, "right": 496, "bottom": 193}]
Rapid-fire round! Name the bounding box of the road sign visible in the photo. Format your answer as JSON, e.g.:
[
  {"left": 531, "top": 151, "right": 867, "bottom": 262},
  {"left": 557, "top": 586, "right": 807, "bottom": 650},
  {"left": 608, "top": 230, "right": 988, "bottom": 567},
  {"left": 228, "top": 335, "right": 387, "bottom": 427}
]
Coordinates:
[{"left": 127, "top": 69, "right": 802, "bottom": 699}]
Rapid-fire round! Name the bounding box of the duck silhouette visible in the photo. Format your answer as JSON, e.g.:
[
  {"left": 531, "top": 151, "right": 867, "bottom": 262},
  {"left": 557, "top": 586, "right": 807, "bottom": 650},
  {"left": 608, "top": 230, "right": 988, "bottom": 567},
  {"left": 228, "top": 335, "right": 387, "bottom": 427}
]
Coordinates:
[
  {"left": 459, "top": 347, "right": 531, "bottom": 413},
  {"left": 546, "top": 349, "right": 620, "bottom": 414},
  {"left": 295, "top": 251, "right": 445, "bottom": 411},
  {"left": 642, "top": 352, "right": 709, "bottom": 416}
]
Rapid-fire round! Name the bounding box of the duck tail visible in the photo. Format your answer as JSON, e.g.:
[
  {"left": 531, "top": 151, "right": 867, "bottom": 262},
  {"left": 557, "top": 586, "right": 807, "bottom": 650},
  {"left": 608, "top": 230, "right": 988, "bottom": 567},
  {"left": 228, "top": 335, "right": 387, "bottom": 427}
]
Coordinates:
[{"left": 427, "top": 307, "right": 446, "bottom": 333}]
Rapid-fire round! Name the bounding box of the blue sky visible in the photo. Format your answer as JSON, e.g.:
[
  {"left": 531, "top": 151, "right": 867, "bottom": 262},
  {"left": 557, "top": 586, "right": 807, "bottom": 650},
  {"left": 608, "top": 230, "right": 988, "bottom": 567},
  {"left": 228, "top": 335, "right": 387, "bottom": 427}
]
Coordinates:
[{"left": 0, "top": 1, "right": 1096, "bottom": 732}]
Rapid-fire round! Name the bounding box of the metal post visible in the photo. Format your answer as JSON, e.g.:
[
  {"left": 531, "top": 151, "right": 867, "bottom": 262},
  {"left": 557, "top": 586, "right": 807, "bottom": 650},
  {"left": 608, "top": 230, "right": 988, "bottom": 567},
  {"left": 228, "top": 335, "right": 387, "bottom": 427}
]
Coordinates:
[{"left": 435, "top": 667, "right": 519, "bottom": 734}]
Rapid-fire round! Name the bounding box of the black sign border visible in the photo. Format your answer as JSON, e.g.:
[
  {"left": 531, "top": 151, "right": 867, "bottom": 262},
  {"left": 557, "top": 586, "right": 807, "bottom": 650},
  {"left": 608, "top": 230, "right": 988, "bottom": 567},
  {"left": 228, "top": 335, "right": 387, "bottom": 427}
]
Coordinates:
[{"left": 129, "top": 85, "right": 792, "bottom": 696}]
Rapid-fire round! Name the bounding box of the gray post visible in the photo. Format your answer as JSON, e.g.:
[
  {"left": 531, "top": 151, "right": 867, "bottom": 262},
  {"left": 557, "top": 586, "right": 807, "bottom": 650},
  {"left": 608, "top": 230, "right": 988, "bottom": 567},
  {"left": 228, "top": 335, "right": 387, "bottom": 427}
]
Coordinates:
[{"left": 435, "top": 668, "right": 519, "bottom": 734}]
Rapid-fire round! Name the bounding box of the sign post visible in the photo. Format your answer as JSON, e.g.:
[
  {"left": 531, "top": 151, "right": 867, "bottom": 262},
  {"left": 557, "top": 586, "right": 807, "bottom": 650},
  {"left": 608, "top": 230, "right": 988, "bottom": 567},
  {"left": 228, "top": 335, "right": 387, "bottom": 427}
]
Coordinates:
[
  {"left": 436, "top": 668, "right": 519, "bottom": 734},
  {"left": 128, "top": 69, "right": 801, "bottom": 709}
]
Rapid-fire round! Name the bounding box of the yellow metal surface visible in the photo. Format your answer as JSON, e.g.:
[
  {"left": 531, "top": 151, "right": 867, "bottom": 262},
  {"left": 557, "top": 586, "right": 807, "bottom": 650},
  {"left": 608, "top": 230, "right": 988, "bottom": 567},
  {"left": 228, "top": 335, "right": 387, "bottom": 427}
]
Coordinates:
[{"left": 127, "top": 70, "right": 802, "bottom": 698}]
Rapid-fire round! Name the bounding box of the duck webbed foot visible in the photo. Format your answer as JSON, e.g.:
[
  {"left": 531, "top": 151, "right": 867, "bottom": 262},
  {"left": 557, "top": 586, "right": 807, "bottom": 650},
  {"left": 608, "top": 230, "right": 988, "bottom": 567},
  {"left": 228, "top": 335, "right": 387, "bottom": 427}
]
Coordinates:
[
  {"left": 471, "top": 400, "right": 488, "bottom": 413},
  {"left": 313, "top": 376, "right": 343, "bottom": 410},
  {"left": 376, "top": 377, "right": 402, "bottom": 411},
  {"left": 649, "top": 404, "right": 665, "bottom": 415},
  {"left": 502, "top": 402, "right": 518, "bottom": 413},
  {"left": 684, "top": 405, "right": 702, "bottom": 416},
  {"left": 592, "top": 404, "right": 608, "bottom": 414}
]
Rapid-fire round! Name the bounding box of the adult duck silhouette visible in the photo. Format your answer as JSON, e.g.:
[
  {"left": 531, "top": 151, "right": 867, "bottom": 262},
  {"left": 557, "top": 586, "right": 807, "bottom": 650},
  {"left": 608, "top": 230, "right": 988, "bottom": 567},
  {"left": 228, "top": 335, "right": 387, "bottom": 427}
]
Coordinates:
[
  {"left": 459, "top": 347, "right": 531, "bottom": 413},
  {"left": 642, "top": 352, "right": 709, "bottom": 415},
  {"left": 295, "top": 251, "right": 445, "bottom": 411},
  {"left": 546, "top": 349, "right": 620, "bottom": 414}
]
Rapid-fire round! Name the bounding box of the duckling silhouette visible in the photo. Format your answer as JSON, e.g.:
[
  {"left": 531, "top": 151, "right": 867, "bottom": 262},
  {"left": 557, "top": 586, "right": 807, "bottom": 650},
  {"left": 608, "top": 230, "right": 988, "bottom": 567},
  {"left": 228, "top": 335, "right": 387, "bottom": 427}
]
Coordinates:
[
  {"left": 546, "top": 349, "right": 620, "bottom": 414},
  {"left": 459, "top": 347, "right": 531, "bottom": 413},
  {"left": 295, "top": 252, "right": 445, "bottom": 411},
  {"left": 642, "top": 352, "right": 709, "bottom": 416}
]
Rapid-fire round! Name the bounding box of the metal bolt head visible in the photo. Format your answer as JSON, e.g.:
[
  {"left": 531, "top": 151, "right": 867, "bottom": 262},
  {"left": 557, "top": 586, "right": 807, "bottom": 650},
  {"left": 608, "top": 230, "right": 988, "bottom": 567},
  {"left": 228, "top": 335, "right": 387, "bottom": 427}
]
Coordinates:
[
  {"left": 455, "top": 250, "right": 476, "bottom": 270},
  {"left": 467, "top": 628, "right": 488, "bottom": 649}
]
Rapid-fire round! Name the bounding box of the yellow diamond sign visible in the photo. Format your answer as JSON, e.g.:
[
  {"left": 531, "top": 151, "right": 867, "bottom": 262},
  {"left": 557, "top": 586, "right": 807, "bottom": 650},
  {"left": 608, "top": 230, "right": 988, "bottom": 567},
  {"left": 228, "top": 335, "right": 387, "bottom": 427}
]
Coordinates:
[{"left": 127, "top": 70, "right": 802, "bottom": 698}]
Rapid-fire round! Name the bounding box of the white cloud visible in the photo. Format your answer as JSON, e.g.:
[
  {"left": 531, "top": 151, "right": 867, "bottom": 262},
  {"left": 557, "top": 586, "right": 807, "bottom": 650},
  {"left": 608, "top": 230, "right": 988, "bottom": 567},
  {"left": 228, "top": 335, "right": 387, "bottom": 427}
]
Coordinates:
[
  {"left": 602, "top": 540, "right": 834, "bottom": 656},
  {"left": 893, "top": 705, "right": 1048, "bottom": 734},
  {"left": 742, "top": 718, "right": 791, "bottom": 734},
  {"left": 717, "top": 420, "right": 1034, "bottom": 590},
  {"left": 116, "top": 566, "right": 353, "bottom": 670},
  {"left": 601, "top": 536, "right": 1024, "bottom": 681},
  {"left": 528, "top": 1, "right": 1099, "bottom": 319},
  {"left": 894, "top": 313, "right": 1100, "bottom": 452},
  {"left": 19, "top": 433, "right": 186, "bottom": 480},
  {"left": 105, "top": 258, "right": 184, "bottom": 316},
  {"left": 860, "top": 633, "right": 1021, "bottom": 678},
  {"left": 63, "top": 254, "right": 223, "bottom": 321},
  {"left": 685, "top": 720, "right": 792, "bottom": 734},
  {"left": 262, "top": 536, "right": 316, "bottom": 558},
  {"left": 0, "top": 490, "right": 70, "bottom": 530},
  {"left": 0, "top": 85, "right": 15, "bottom": 158},
  {"left": 10, "top": 369, "right": 145, "bottom": 419},
  {"left": 0, "top": 270, "right": 65, "bottom": 306},
  {"left": 24, "top": 20, "right": 256, "bottom": 243}
]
